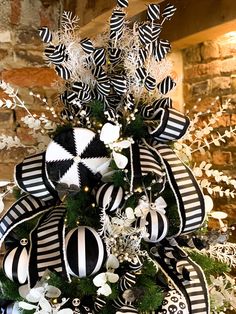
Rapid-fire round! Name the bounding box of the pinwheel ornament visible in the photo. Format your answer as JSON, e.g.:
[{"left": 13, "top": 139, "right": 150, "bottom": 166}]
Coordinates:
[{"left": 45, "top": 128, "right": 110, "bottom": 190}]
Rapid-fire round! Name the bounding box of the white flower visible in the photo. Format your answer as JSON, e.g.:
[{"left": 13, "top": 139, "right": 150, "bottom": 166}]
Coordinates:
[
  {"left": 93, "top": 255, "right": 119, "bottom": 296},
  {"left": 100, "top": 123, "right": 120, "bottom": 144}
]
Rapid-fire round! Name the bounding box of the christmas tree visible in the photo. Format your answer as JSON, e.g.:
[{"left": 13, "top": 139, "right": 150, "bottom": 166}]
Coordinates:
[{"left": 0, "top": 1, "right": 236, "bottom": 313}]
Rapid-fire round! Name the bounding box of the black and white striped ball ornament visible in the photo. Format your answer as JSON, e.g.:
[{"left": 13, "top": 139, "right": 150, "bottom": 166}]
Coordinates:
[
  {"left": 96, "top": 183, "right": 124, "bottom": 214},
  {"left": 116, "top": 305, "right": 138, "bottom": 314},
  {"left": 136, "top": 210, "right": 168, "bottom": 243},
  {"left": 65, "top": 226, "right": 105, "bottom": 278},
  {"left": 1, "top": 302, "right": 20, "bottom": 314},
  {"left": 161, "top": 289, "right": 188, "bottom": 314},
  {"left": 3, "top": 239, "right": 29, "bottom": 284}
]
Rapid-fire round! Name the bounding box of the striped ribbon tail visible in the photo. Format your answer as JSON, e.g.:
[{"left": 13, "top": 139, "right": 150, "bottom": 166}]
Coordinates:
[
  {"left": 154, "top": 143, "right": 205, "bottom": 235},
  {"left": 15, "top": 152, "right": 58, "bottom": 202},
  {"left": 148, "top": 108, "right": 190, "bottom": 142},
  {"left": 29, "top": 206, "right": 68, "bottom": 287},
  {"left": 0, "top": 195, "right": 52, "bottom": 247},
  {"left": 151, "top": 243, "right": 209, "bottom": 314},
  {"left": 139, "top": 145, "right": 164, "bottom": 181}
]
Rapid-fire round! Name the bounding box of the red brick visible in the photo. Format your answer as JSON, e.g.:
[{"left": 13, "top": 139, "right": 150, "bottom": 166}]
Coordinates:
[
  {"left": 0, "top": 110, "right": 15, "bottom": 129},
  {"left": 221, "top": 58, "right": 236, "bottom": 75},
  {"left": 212, "top": 150, "right": 232, "bottom": 166},
  {"left": 0, "top": 163, "right": 16, "bottom": 180},
  {"left": 2, "top": 67, "right": 61, "bottom": 88},
  {"left": 16, "top": 127, "right": 38, "bottom": 146},
  {"left": 0, "top": 147, "right": 28, "bottom": 164},
  {"left": 10, "top": 0, "right": 21, "bottom": 25},
  {"left": 219, "top": 42, "right": 236, "bottom": 58},
  {"left": 201, "top": 41, "right": 220, "bottom": 61},
  {"left": 211, "top": 76, "right": 231, "bottom": 94},
  {"left": 183, "top": 45, "right": 201, "bottom": 65},
  {"left": 184, "top": 60, "right": 221, "bottom": 81}
]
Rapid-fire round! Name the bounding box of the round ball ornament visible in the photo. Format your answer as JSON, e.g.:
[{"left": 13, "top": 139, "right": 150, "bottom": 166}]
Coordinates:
[
  {"left": 161, "top": 289, "right": 188, "bottom": 314},
  {"left": 3, "top": 240, "right": 29, "bottom": 284},
  {"left": 65, "top": 226, "right": 105, "bottom": 278},
  {"left": 116, "top": 305, "right": 138, "bottom": 314},
  {"left": 136, "top": 210, "right": 168, "bottom": 243},
  {"left": 96, "top": 183, "right": 124, "bottom": 213},
  {"left": 46, "top": 128, "right": 109, "bottom": 190}
]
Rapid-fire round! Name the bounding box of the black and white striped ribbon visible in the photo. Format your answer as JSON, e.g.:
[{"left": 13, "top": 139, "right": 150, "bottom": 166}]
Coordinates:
[
  {"left": 124, "top": 94, "right": 135, "bottom": 111},
  {"left": 162, "top": 3, "right": 177, "bottom": 20},
  {"left": 55, "top": 65, "right": 71, "bottom": 80},
  {"left": 47, "top": 44, "right": 66, "bottom": 65},
  {"left": 136, "top": 67, "right": 156, "bottom": 91},
  {"left": 0, "top": 195, "right": 52, "bottom": 247},
  {"left": 152, "top": 143, "right": 206, "bottom": 235},
  {"left": 157, "top": 75, "right": 176, "bottom": 95},
  {"left": 108, "top": 48, "right": 122, "bottom": 65},
  {"left": 138, "top": 48, "right": 147, "bottom": 66},
  {"left": 15, "top": 152, "right": 58, "bottom": 202},
  {"left": 113, "top": 296, "right": 131, "bottom": 309},
  {"left": 80, "top": 38, "right": 94, "bottom": 54},
  {"left": 44, "top": 45, "right": 55, "bottom": 58},
  {"left": 147, "top": 4, "right": 160, "bottom": 21},
  {"left": 93, "top": 48, "right": 106, "bottom": 66},
  {"left": 139, "top": 24, "right": 152, "bottom": 45},
  {"left": 139, "top": 145, "right": 164, "bottom": 180},
  {"left": 29, "top": 206, "right": 68, "bottom": 287},
  {"left": 38, "top": 27, "right": 52, "bottom": 43},
  {"left": 152, "top": 97, "right": 172, "bottom": 110},
  {"left": 117, "top": 0, "right": 128, "bottom": 8},
  {"left": 110, "top": 74, "right": 127, "bottom": 95},
  {"left": 72, "top": 81, "right": 90, "bottom": 94},
  {"left": 116, "top": 305, "right": 138, "bottom": 313},
  {"left": 154, "top": 39, "right": 171, "bottom": 62},
  {"left": 151, "top": 23, "right": 162, "bottom": 42},
  {"left": 148, "top": 108, "right": 190, "bottom": 142},
  {"left": 151, "top": 244, "right": 209, "bottom": 314},
  {"left": 110, "top": 9, "right": 125, "bottom": 34}
]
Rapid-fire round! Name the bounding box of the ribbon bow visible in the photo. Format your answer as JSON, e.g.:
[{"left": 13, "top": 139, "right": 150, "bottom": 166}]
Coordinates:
[
  {"left": 136, "top": 67, "right": 156, "bottom": 91},
  {"left": 134, "top": 195, "right": 167, "bottom": 218}
]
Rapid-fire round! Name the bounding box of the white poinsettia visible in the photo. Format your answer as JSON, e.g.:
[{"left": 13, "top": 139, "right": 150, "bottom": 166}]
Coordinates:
[
  {"left": 100, "top": 123, "right": 133, "bottom": 169},
  {"left": 18, "top": 283, "right": 72, "bottom": 313},
  {"left": 93, "top": 255, "right": 119, "bottom": 297}
]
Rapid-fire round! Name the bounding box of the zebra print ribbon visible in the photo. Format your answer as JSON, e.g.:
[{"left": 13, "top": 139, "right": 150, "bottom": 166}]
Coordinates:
[
  {"left": 136, "top": 67, "right": 156, "bottom": 91},
  {"left": 147, "top": 4, "right": 160, "bottom": 21},
  {"left": 0, "top": 195, "right": 53, "bottom": 247},
  {"left": 38, "top": 27, "right": 52, "bottom": 43},
  {"left": 150, "top": 242, "right": 209, "bottom": 314},
  {"left": 15, "top": 152, "right": 59, "bottom": 202},
  {"left": 29, "top": 206, "right": 68, "bottom": 287},
  {"left": 150, "top": 143, "right": 206, "bottom": 235}
]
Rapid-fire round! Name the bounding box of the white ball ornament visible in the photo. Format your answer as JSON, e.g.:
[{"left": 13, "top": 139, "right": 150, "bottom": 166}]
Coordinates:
[
  {"left": 65, "top": 226, "right": 105, "bottom": 278},
  {"left": 3, "top": 241, "right": 29, "bottom": 284}
]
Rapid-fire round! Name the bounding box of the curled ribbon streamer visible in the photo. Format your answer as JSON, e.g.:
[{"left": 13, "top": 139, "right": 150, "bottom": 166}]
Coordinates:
[
  {"left": 150, "top": 242, "right": 210, "bottom": 314},
  {"left": 29, "top": 206, "right": 69, "bottom": 287},
  {"left": 0, "top": 195, "right": 54, "bottom": 247},
  {"left": 15, "top": 152, "right": 59, "bottom": 202}
]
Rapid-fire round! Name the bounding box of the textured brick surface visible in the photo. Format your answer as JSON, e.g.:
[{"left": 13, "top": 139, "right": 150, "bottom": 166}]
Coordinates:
[{"left": 2, "top": 68, "right": 60, "bottom": 87}]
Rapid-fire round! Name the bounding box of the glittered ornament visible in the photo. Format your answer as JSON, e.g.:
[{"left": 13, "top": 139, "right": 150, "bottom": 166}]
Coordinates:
[{"left": 65, "top": 226, "right": 105, "bottom": 277}]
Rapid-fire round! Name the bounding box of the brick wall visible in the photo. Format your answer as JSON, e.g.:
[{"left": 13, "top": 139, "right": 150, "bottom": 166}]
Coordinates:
[
  {"left": 0, "top": 0, "right": 62, "bottom": 205},
  {"left": 183, "top": 36, "right": 236, "bottom": 223}
]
